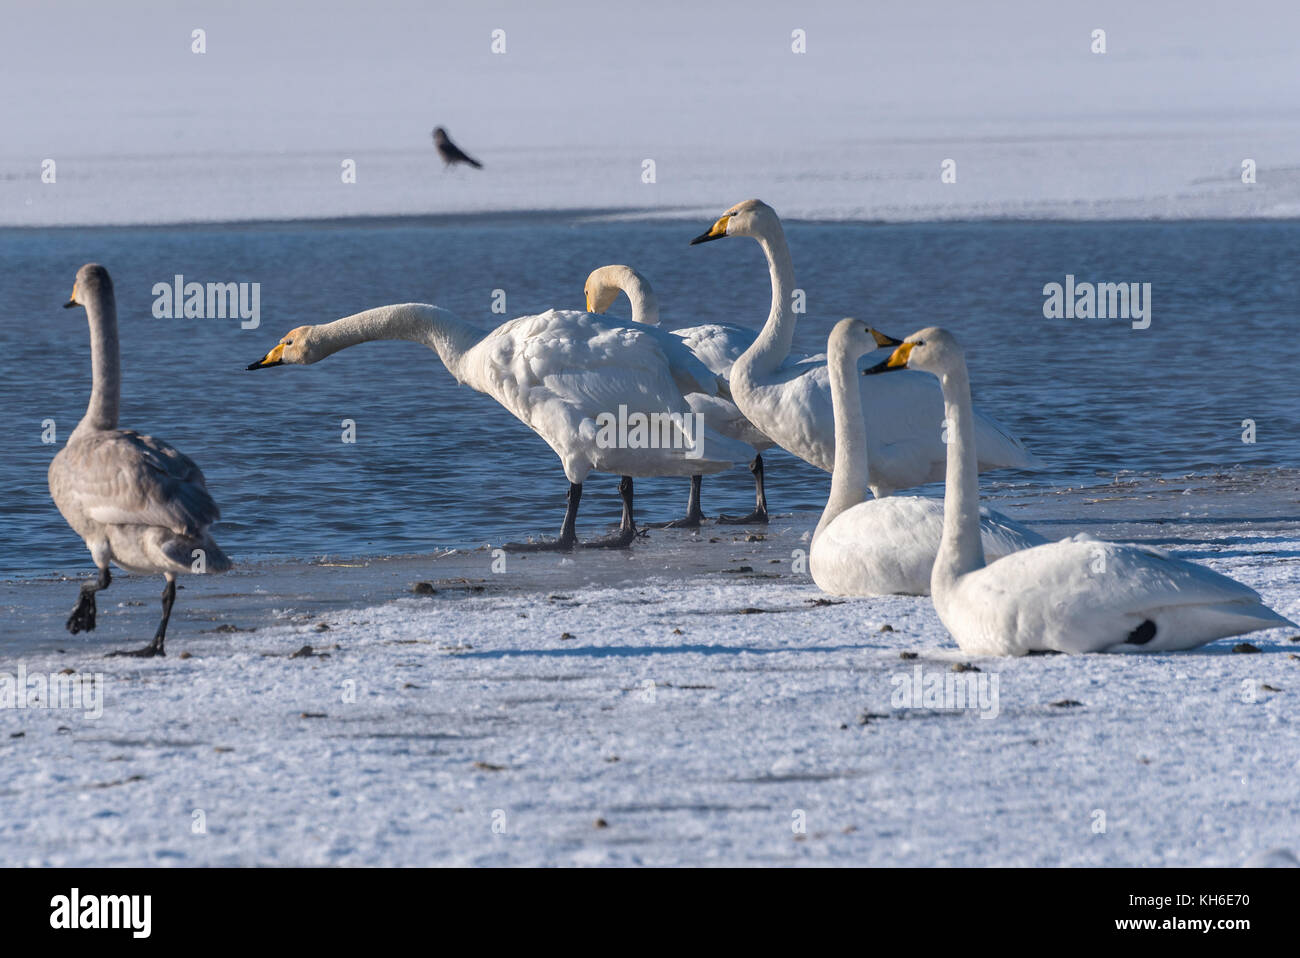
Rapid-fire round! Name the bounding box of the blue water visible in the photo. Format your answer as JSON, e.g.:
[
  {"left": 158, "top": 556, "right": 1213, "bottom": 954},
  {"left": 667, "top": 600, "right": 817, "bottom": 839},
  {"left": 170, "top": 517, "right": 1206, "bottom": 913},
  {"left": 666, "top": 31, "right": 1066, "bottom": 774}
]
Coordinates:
[{"left": 2, "top": 217, "right": 1297, "bottom": 577}]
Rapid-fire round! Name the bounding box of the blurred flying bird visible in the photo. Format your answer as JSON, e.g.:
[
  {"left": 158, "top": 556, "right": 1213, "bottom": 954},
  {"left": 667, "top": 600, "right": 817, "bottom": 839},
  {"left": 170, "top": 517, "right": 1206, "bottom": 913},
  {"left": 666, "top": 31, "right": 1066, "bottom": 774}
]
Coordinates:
[{"left": 432, "top": 127, "right": 483, "bottom": 169}]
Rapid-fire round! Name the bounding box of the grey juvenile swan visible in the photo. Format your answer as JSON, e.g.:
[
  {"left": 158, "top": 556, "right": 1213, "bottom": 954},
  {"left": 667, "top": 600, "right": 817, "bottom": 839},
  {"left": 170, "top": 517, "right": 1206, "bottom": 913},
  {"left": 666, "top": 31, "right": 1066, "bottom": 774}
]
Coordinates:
[{"left": 49, "top": 264, "right": 230, "bottom": 657}]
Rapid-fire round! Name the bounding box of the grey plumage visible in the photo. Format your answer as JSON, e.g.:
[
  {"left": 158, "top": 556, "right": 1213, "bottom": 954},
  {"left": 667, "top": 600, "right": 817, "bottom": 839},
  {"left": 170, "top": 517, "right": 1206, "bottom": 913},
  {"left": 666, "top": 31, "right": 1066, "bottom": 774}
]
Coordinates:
[
  {"left": 432, "top": 126, "right": 483, "bottom": 169},
  {"left": 49, "top": 263, "right": 229, "bottom": 657}
]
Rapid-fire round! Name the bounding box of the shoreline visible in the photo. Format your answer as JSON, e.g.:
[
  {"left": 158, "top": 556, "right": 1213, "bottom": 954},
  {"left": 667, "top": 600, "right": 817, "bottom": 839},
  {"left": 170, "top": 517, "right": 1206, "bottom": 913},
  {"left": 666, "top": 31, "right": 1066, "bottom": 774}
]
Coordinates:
[
  {"left": 5, "top": 465, "right": 1298, "bottom": 661},
  {"left": 5, "top": 209, "right": 1300, "bottom": 234}
]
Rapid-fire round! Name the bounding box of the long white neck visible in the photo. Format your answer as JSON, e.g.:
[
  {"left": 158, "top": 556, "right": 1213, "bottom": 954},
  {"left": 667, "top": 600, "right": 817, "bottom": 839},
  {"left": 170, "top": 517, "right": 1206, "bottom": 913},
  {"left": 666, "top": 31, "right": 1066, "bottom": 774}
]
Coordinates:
[
  {"left": 932, "top": 359, "right": 987, "bottom": 597},
  {"left": 614, "top": 269, "right": 660, "bottom": 325},
  {"left": 732, "top": 223, "right": 797, "bottom": 380},
  {"left": 814, "top": 340, "right": 872, "bottom": 542},
  {"left": 310, "top": 304, "right": 483, "bottom": 382},
  {"left": 74, "top": 285, "right": 121, "bottom": 436}
]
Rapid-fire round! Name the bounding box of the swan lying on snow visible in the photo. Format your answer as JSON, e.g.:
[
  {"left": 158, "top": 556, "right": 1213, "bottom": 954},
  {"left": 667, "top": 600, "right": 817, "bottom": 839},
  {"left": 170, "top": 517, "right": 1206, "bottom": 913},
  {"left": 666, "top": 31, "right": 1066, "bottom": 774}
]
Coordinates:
[
  {"left": 690, "top": 199, "right": 1041, "bottom": 494},
  {"left": 249, "top": 303, "right": 751, "bottom": 551},
  {"left": 50, "top": 264, "right": 230, "bottom": 657},
  {"left": 866, "top": 326, "right": 1296, "bottom": 653},
  {"left": 810, "top": 319, "right": 1045, "bottom": 596},
  {"left": 585, "top": 264, "right": 774, "bottom": 525}
]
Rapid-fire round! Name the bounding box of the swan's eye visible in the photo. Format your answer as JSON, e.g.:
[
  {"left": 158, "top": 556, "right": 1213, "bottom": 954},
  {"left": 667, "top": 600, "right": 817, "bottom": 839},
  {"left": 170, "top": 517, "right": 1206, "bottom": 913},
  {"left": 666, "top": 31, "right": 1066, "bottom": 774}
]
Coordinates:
[{"left": 283, "top": 339, "right": 293, "bottom": 346}]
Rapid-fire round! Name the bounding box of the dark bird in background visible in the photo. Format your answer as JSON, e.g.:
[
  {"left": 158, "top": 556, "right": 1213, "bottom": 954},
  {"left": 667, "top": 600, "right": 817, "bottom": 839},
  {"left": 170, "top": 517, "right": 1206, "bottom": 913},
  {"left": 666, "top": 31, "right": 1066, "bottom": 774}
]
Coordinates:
[{"left": 432, "top": 127, "right": 483, "bottom": 169}]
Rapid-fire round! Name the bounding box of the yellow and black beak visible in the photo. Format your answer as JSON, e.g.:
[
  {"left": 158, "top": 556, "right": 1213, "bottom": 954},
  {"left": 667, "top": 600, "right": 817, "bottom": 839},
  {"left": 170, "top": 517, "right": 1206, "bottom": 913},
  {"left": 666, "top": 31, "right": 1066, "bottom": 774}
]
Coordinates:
[
  {"left": 864, "top": 340, "right": 914, "bottom": 376},
  {"left": 869, "top": 329, "right": 904, "bottom": 349},
  {"left": 247, "top": 342, "right": 285, "bottom": 370},
  {"left": 690, "top": 214, "right": 730, "bottom": 246},
  {"left": 63, "top": 284, "right": 78, "bottom": 309}
]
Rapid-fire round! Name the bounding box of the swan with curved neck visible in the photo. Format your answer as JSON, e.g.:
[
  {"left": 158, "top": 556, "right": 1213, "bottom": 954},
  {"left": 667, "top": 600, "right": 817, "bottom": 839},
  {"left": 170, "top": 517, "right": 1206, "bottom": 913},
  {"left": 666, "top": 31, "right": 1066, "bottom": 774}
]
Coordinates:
[
  {"left": 49, "top": 263, "right": 231, "bottom": 657},
  {"left": 690, "top": 199, "right": 1041, "bottom": 496},
  {"left": 809, "top": 319, "right": 1044, "bottom": 595},
  {"left": 586, "top": 265, "right": 661, "bottom": 327},
  {"left": 585, "top": 264, "right": 773, "bottom": 525},
  {"left": 865, "top": 327, "right": 1295, "bottom": 652},
  {"left": 249, "top": 302, "right": 750, "bottom": 550}
]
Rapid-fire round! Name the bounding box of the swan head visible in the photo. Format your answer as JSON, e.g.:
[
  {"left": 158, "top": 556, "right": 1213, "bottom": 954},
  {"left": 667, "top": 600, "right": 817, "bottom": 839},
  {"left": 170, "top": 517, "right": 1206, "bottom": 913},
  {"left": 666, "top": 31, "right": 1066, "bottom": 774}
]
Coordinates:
[
  {"left": 584, "top": 265, "right": 639, "bottom": 314},
  {"left": 829, "top": 318, "right": 901, "bottom": 363},
  {"left": 64, "top": 263, "right": 112, "bottom": 310},
  {"left": 247, "top": 325, "right": 316, "bottom": 369},
  {"left": 863, "top": 326, "right": 962, "bottom": 377},
  {"left": 690, "top": 199, "right": 778, "bottom": 245}
]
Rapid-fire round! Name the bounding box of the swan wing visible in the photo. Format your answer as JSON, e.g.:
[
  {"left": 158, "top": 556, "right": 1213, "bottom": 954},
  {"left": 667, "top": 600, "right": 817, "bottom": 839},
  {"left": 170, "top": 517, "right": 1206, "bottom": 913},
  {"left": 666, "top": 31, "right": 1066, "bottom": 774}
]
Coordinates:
[
  {"left": 811, "top": 497, "right": 947, "bottom": 595},
  {"left": 576, "top": 311, "right": 720, "bottom": 396},
  {"left": 670, "top": 323, "right": 758, "bottom": 378},
  {"left": 467, "top": 310, "right": 742, "bottom": 475},
  {"left": 685, "top": 392, "right": 771, "bottom": 448},
  {"left": 976, "top": 506, "right": 1048, "bottom": 557},
  {"left": 477, "top": 311, "right": 686, "bottom": 417},
  {"left": 51, "top": 429, "right": 220, "bottom": 536},
  {"left": 811, "top": 497, "right": 1043, "bottom": 596},
  {"left": 947, "top": 538, "right": 1294, "bottom": 654}
]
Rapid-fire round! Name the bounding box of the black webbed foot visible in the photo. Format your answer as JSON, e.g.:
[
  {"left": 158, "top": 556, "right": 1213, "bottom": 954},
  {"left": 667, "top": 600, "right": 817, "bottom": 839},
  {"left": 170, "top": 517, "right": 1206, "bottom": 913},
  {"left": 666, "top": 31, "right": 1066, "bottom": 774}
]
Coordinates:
[
  {"left": 716, "top": 507, "right": 769, "bottom": 526},
  {"left": 106, "top": 640, "right": 165, "bottom": 658},
  {"left": 66, "top": 589, "right": 97, "bottom": 634}
]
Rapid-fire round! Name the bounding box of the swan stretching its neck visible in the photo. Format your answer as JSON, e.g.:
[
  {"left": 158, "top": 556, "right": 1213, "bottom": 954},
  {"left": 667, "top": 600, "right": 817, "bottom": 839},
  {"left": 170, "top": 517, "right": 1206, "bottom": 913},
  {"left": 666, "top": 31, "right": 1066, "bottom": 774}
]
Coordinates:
[
  {"left": 50, "top": 264, "right": 230, "bottom": 657},
  {"left": 866, "top": 327, "right": 1295, "bottom": 651},
  {"left": 249, "top": 303, "right": 481, "bottom": 382},
  {"left": 250, "top": 303, "right": 749, "bottom": 551},
  {"left": 690, "top": 199, "right": 1041, "bottom": 496},
  {"left": 809, "top": 319, "right": 1043, "bottom": 596},
  {"left": 584, "top": 264, "right": 772, "bottom": 526}
]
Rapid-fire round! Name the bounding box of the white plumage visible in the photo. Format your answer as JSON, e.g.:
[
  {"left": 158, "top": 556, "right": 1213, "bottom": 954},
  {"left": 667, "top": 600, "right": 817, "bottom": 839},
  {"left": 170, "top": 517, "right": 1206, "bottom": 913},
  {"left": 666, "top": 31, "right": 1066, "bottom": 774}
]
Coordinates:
[
  {"left": 811, "top": 497, "right": 1045, "bottom": 597},
  {"left": 585, "top": 264, "right": 774, "bottom": 523},
  {"left": 690, "top": 200, "right": 1041, "bottom": 496},
  {"left": 943, "top": 534, "right": 1295, "bottom": 654},
  {"left": 249, "top": 303, "right": 750, "bottom": 548},
  {"left": 810, "top": 319, "right": 1043, "bottom": 596},
  {"left": 866, "top": 326, "right": 1295, "bottom": 654}
]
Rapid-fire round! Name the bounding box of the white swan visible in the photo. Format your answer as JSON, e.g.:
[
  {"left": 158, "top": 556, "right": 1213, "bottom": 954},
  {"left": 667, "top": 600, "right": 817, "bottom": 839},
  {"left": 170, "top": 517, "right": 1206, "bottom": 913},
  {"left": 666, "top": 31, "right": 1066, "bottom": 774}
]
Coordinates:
[
  {"left": 865, "top": 326, "right": 1296, "bottom": 653},
  {"left": 249, "top": 303, "right": 751, "bottom": 550},
  {"left": 50, "top": 264, "right": 230, "bottom": 657},
  {"left": 690, "top": 200, "right": 1041, "bottom": 495},
  {"left": 585, "top": 264, "right": 772, "bottom": 524},
  {"left": 810, "top": 319, "right": 1045, "bottom": 596}
]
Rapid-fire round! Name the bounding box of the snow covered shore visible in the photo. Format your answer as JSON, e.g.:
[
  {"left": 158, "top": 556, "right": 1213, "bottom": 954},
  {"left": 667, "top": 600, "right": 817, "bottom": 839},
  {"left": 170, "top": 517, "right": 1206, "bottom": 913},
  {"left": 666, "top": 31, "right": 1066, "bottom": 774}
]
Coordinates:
[{"left": 2, "top": 490, "right": 1297, "bottom": 866}]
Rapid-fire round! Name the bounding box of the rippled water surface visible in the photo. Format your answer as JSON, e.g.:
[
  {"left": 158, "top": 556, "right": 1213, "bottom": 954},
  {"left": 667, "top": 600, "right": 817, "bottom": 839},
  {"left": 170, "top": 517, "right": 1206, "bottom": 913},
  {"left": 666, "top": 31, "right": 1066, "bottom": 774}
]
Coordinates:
[{"left": 2, "top": 217, "right": 1297, "bottom": 576}]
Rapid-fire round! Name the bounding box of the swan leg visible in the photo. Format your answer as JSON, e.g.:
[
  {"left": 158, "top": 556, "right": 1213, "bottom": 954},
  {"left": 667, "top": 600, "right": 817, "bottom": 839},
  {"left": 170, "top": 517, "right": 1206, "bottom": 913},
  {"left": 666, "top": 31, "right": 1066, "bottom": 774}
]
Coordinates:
[
  {"left": 647, "top": 474, "right": 706, "bottom": 529},
  {"left": 717, "top": 455, "right": 770, "bottom": 525},
  {"left": 107, "top": 576, "right": 175, "bottom": 658},
  {"left": 581, "top": 476, "right": 641, "bottom": 549},
  {"left": 67, "top": 566, "right": 111, "bottom": 634},
  {"left": 503, "top": 482, "right": 582, "bottom": 553}
]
